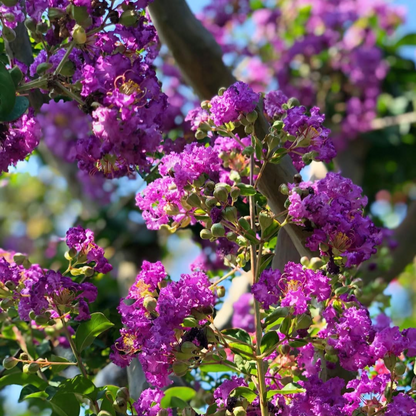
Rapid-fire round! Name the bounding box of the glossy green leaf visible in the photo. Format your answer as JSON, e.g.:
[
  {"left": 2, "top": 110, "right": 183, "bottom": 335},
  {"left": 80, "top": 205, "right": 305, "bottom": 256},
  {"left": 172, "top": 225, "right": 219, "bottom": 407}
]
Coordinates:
[
  {"left": 160, "top": 386, "right": 196, "bottom": 409},
  {"left": 57, "top": 374, "right": 98, "bottom": 400},
  {"left": 288, "top": 339, "right": 309, "bottom": 348},
  {"left": 266, "top": 383, "right": 305, "bottom": 398},
  {"left": 206, "top": 403, "right": 218, "bottom": 415},
  {"left": 0, "top": 62, "right": 16, "bottom": 117},
  {"left": 75, "top": 312, "right": 114, "bottom": 352},
  {"left": 50, "top": 393, "right": 80, "bottom": 416},
  {"left": 199, "top": 363, "right": 237, "bottom": 373},
  {"left": 0, "top": 96, "right": 29, "bottom": 122},
  {"left": 260, "top": 331, "right": 280, "bottom": 354},
  {"left": 264, "top": 307, "right": 290, "bottom": 327},
  {"left": 395, "top": 33, "right": 416, "bottom": 48},
  {"left": 0, "top": 373, "right": 48, "bottom": 390},
  {"left": 230, "top": 386, "right": 258, "bottom": 403},
  {"left": 223, "top": 328, "right": 252, "bottom": 345}
]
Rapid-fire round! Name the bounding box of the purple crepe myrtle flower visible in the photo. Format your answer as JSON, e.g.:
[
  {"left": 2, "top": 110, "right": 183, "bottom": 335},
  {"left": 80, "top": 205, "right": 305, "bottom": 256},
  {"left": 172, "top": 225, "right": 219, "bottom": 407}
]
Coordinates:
[{"left": 133, "top": 388, "right": 172, "bottom": 416}]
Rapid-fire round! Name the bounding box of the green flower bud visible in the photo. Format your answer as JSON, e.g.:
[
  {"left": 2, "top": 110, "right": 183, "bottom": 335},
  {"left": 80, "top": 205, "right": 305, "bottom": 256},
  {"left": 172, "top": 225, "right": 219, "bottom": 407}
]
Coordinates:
[
  {"left": 200, "top": 229, "right": 213, "bottom": 240},
  {"left": 218, "top": 87, "right": 226, "bottom": 96},
  {"left": 22, "top": 364, "right": 31, "bottom": 373},
  {"left": 28, "top": 362, "right": 40, "bottom": 373},
  {"left": 172, "top": 361, "right": 189, "bottom": 377},
  {"left": 36, "top": 62, "right": 53, "bottom": 75},
  {"left": 217, "top": 286, "right": 226, "bottom": 298},
  {"left": 182, "top": 315, "right": 198, "bottom": 327},
  {"left": 181, "top": 341, "right": 196, "bottom": 355},
  {"left": 238, "top": 217, "right": 251, "bottom": 231},
  {"left": 24, "top": 18, "right": 37, "bottom": 32},
  {"left": 384, "top": 354, "right": 396, "bottom": 372},
  {"left": 272, "top": 120, "right": 284, "bottom": 131},
  {"left": 240, "top": 117, "right": 250, "bottom": 126},
  {"left": 226, "top": 231, "right": 237, "bottom": 242},
  {"left": 246, "top": 111, "right": 258, "bottom": 123},
  {"left": 36, "top": 22, "right": 48, "bottom": 33},
  {"left": 2, "top": 27, "right": 16, "bottom": 42},
  {"left": 2, "top": 356, "right": 18, "bottom": 370},
  {"left": 195, "top": 129, "right": 206, "bottom": 140},
  {"left": 116, "top": 387, "right": 130, "bottom": 401},
  {"left": 280, "top": 344, "right": 291, "bottom": 355},
  {"left": 205, "top": 197, "right": 217, "bottom": 208},
  {"left": 204, "top": 180, "right": 215, "bottom": 194},
  {"left": 394, "top": 361, "right": 406, "bottom": 376},
  {"left": 222, "top": 206, "right": 237, "bottom": 223},
  {"left": 72, "top": 25, "right": 87, "bottom": 44},
  {"left": 300, "top": 256, "right": 309, "bottom": 267},
  {"left": 213, "top": 186, "right": 228, "bottom": 203},
  {"left": 211, "top": 223, "right": 225, "bottom": 238},
  {"left": 35, "top": 314, "right": 50, "bottom": 325},
  {"left": 230, "top": 186, "right": 240, "bottom": 200},
  {"left": 287, "top": 97, "right": 300, "bottom": 108},
  {"left": 244, "top": 125, "right": 254, "bottom": 135},
  {"left": 119, "top": 9, "right": 137, "bottom": 26},
  {"left": 143, "top": 296, "right": 157, "bottom": 313},
  {"left": 113, "top": 397, "right": 127, "bottom": 413},
  {"left": 5, "top": 281, "right": 16, "bottom": 291},
  {"left": 236, "top": 236, "right": 249, "bottom": 247},
  {"left": 233, "top": 406, "right": 247, "bottom": 416},
  {"left": 19, "top": 353, "right": 29, "bottom": 361},
  {"left": 309, "top": 257, "right": 324, "bottom": 270},
  {"left": 324, "top": 353, "right": 338, "bottom": 363}
]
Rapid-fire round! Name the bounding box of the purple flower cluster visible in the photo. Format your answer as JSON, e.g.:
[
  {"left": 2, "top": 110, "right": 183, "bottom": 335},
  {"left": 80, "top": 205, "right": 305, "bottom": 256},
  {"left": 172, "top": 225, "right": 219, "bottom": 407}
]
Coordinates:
[
  {"left": 214, "top": 376, "right": 248, "bottom": 409},
  {"left": 288, "top": 172, "right": 382, "bottom": 267},
  {"left": 65, "top": 226, "right": 112, "bottom": 274},
  {"left": 281, "top": 105, "right": 336, "bottom": 171},
  {"left": 232, "top": 293, "right": 255, "bottom": 333},
  {"left": 0, "top": 250, "right": 97, "bottom": 322},
  {"left": 186, "top": 81, "right": 259, "bottom": 128},
  {"left": 252, "top": 262, "right": 331, "bottom": 313},
  {"left": 111, "top": 261, "right": 215, "bottom": 387},
  {"left": 136, "top": 143, "right": 222, "bottom": 230},
  {"left": 0, "top": 115, "right": 41, "bottom": 174},
  {"left": 133, "top": 388, "right": 172, "bottom": 416}
]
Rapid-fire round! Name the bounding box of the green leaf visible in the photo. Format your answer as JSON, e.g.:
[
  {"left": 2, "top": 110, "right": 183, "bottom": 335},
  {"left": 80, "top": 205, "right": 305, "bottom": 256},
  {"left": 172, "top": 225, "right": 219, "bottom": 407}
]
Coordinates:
[
  {"left": 206, "top": 403, "right": 218, "bottom": 415},
  {"left": 0, "top": 62, "right": 16, "bottom": 117},
  {"left": 75, "top": 312, "right": 114, "bottom": 352},
  {"left": 236, "top": 183, "right": 257, "bottom": 196},
  {"left": 288, "top": 339, "right": 309, "bottom": 348},
  {"left": 0, "top": 96, "right": 29, "bottom": 122},
  {"left": 266, "top": 383, "right": 305, "bottom": 398},
  {"left": 199, "top": 363, "right": 237, "bottom": 373},
  {"left": 19, "top": 385, "right": 48, "bottom": 402},
  {"left": 0, "top": 373, "right": 48, "bottom": 390},
  {"left": 160, "top": 386, "right": 196, "bottom": 409},
  {"left": 99, "top": 385, "right": 118, "bottom": 416},
  {"left": 230, "top": 386, "right": 257, "bottom": 404},
  {"left": 264, "top": 307, "right": 290, "bottom": 327},
  {"left": 57, "top": 375, "right": 98, "bottom": 400},
  {"left": 395, "top": 33, "right": 416, "bottom": 48},
  {"left": 260, "top": 331, "right": 280, "bottom": 355},
  {"left": 222, "top": 328, "right": 252, "bottom": 345},
  {"left": 48, "top": 355, "right": 72, "bottom": 373},
  {"left": 50, "top": 393, "right": 80, "bottom": 416}
]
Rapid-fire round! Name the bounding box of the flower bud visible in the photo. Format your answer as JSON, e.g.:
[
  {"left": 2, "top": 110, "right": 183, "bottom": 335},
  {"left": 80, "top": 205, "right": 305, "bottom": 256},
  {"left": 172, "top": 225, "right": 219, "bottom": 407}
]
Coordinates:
[
  {"left": 244, "top": 125, "right": 254, "bottom": 135},
  {"left": 172, "top": 361, "right": 189, "bottom": 377},
  {"left": 214, "top": 186, "right": 228, "bottom": 203},
  {"left": 24, "top": 18, "right": 37, "bottom": 32},
  {"left": 319, "top": 242, "right": 329, "bottom": 252},
  {"left": 324, "top": 353, "right": 338, "bottom": 363},
  {"left": 218, "top": 87, "right": 226, "bottom": 96},
  {"left": 119, "top": 9, "right": 137, "bottom": 27},
  {"left": 186, "top": 193, "right": 201, "bottom": 208},
  {"left": 5, "top": 281, "right": 16, "bottom": 291},
  {"left": 2, "top": 27, "right": 16, "bottom": 42},
  {"left": 300, "top": 256, "right": 309, "bottom": 267},
  {"left": 217, "top": 286, "right": 226, "bottom": 298},
  {"left": 181, "top": 341, "right": 196, "bottom": 355},
  {"left": 309, "top": 257, "right": 324, "bottom": 270},
  {"left": 222, "top": 206, "right": 237, "bottom": 223},
  {"left": 236, "top": 236, "right": 249, "bottom": 247},
  {"left": 143, "top": 296, "right": 157, "bottom": 313},
  {"left": 28, "top": 362, "right": 40, "bottom": 373},
  {"left": 2, "top": 356, "right": 18, "bottom": 370},
  {"left": 20, "top": 353, "right": 29, "bottom": 361},
  {"left": 113, "top": 397, "right": 127, "bottom": 413},
  {"left": 259, "top": 212, "right": 273, "bottom": 230},
  {"left": 384, "top": 354, "right": 396, "bottom": 372},
  {"left": 230, "top": 186, "right": 240, "bottom": 201},
  {"left": 196, "top": 129, "right": 206, "bottom": 140},
  {"left": 240, "top": 117, "right": 250, "bottom": 126},
  {"left": 200, "top": 229, "right": 213, "bottom": 240},
  {"left": 394, "top": 361, "right": 406, "bottom": 376},
  {"left": 233, "top": 407, "right": 247, "bottom": 416},
  {"left": 60, "top": 60, "right": 76, "bottom": 77},
  {"left": 246, "top": 111, "right": 258, "bottom": 123},
  {"left": 116, "top": 387, "right": 130, "bottom": 401},
  {"left": 211, "top": 223, "right": 225, "bottom": 238},
  {"left": 287, "top": 97, "right": 300, "bottom": 108},
  {"left": 226, "top": 232, "right": 237, "bottom": 242},
  {"left": 280, "top": 344, "right": 290, "bottom": 355},
  {"left": 229, "top": 170, "right": 241, "bottom": 183},
  {"left": 205, "top": 197, "right": 217, "bottom": 208},
  {"left": 182, "top": 316, "right": 198, "bottom": 328},
  {"left": 238, "top": 217, "right": 250, "bottom": 231},
  {"left": 72, "top": 25, "right": 87, "bottom": 44},
  {"left": 36, "top": 22, "right": 48, "bottom": 33}
]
